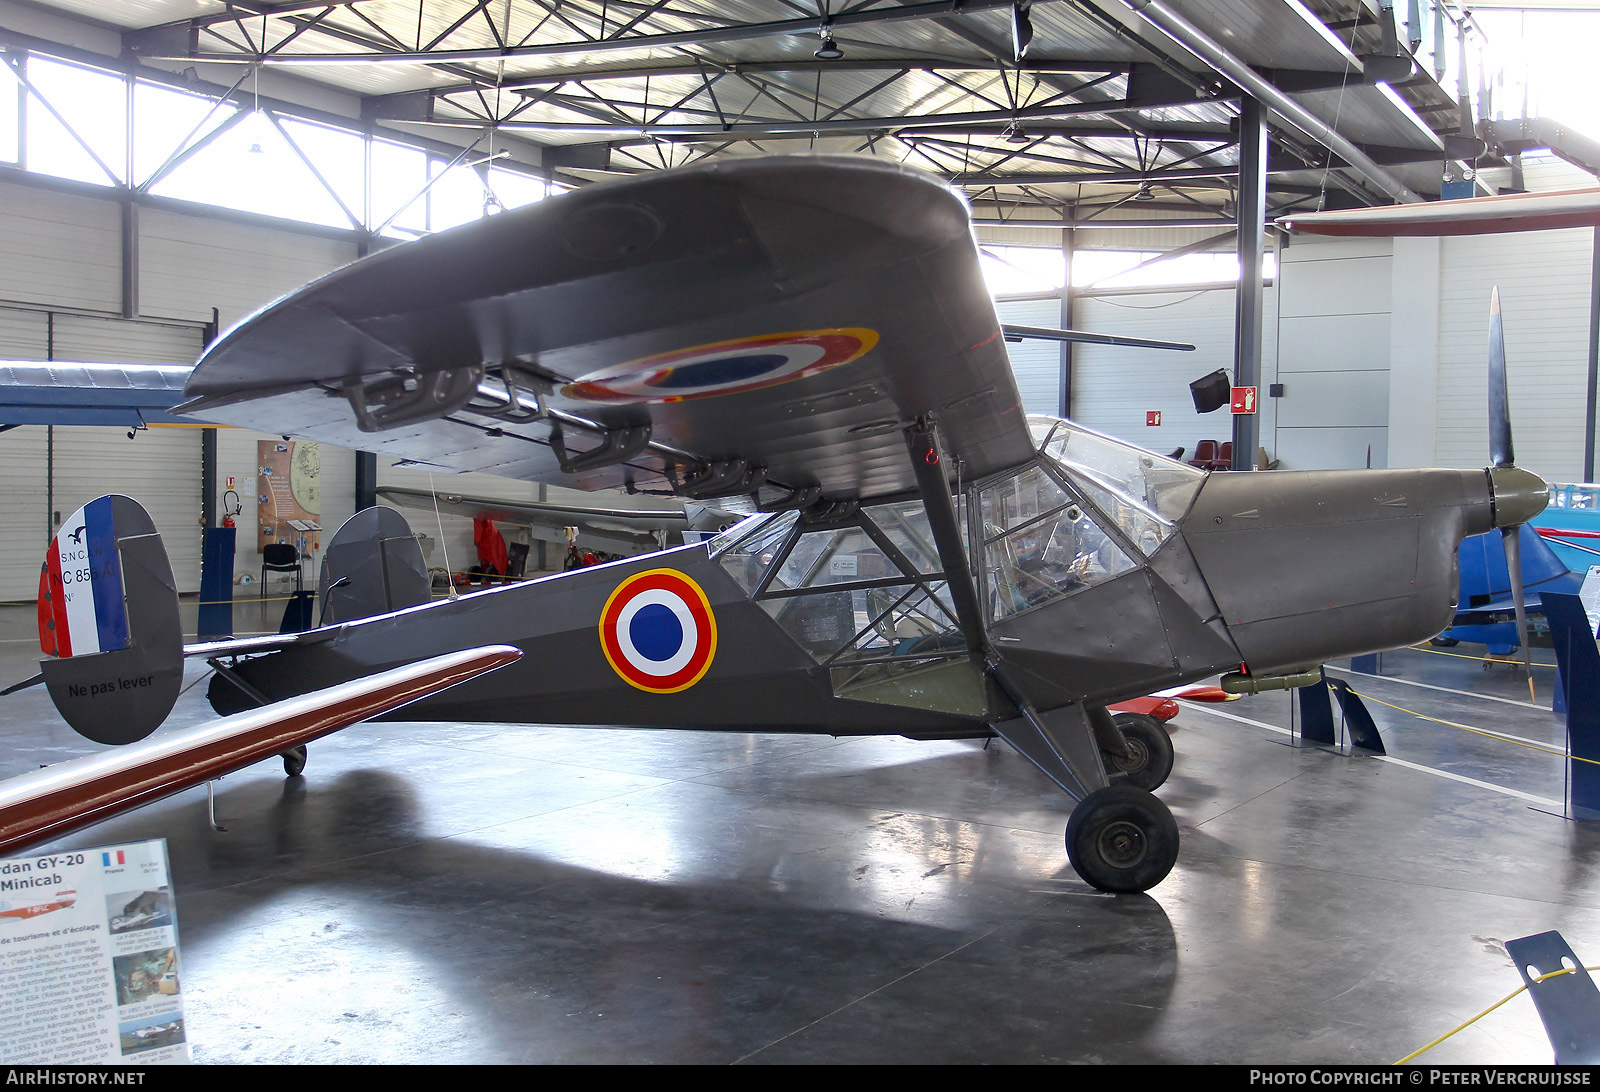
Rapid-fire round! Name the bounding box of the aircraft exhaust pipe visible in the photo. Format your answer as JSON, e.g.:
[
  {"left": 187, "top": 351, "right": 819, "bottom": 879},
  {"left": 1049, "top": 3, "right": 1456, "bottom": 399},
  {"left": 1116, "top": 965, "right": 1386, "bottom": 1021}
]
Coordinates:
[
  {"left": 1218, "top": 670, "right": 1324, "bottom": 696},
  {"left": 1489, "top": 465, "right": 1549, "bottom": 529}
]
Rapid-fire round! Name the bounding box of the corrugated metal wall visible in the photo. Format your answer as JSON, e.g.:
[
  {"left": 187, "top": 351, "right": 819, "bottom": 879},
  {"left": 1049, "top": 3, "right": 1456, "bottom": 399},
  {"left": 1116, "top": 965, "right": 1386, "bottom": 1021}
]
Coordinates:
[
  {"left": 1274, "top": 237, "right": 1392, "bottom": 470},
  {"left": 1435, "top": 227, "right": 1593, "bottom": 481},
  {"left": 139, "top": 207, "right": 357, "bottom": 329}
]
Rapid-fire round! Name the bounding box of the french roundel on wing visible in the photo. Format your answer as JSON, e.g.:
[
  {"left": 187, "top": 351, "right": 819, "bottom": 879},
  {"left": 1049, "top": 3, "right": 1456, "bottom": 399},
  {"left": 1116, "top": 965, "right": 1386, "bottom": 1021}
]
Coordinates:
[
  {"left": 562, "top": 328, "right": 879, "bottom": 404},
  {"left": 599, "top": 568, "right": 718, "bottom": 694}
]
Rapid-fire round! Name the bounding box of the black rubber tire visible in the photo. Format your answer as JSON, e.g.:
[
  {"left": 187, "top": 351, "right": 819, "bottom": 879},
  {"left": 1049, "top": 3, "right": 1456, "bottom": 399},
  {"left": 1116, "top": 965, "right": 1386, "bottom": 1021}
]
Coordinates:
[
  {"left": 1106, "top": 711, "right": 1175, "bottom": 791},
  {"left": 281, "top": 745, "right": 308, "bottom": 778},
  {"left": 1066, "top": 785, "right": 1180, "bottom": 893}
]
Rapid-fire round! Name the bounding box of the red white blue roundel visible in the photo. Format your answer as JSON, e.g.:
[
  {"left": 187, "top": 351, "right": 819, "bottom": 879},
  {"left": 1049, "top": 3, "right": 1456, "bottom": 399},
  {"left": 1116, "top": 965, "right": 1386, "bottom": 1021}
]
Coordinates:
[
  {"left": 600, "top": 568, "right": 718, "bottom": 694},
  {"left": 563, "top": 328, "right": 879, "bottom": 404}
]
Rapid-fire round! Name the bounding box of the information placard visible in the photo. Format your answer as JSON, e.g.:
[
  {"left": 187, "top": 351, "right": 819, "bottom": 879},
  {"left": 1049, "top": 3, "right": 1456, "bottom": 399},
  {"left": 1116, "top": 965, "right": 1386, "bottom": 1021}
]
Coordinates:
[{"left": 0, "top": 840, "right": 187, "bottom": 1064}]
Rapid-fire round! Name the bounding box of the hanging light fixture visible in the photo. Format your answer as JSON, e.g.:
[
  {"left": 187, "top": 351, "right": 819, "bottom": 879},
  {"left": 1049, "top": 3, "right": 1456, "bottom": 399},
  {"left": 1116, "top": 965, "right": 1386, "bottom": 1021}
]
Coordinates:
[
  {"left": 815, "top": 21, "right": 844, "bottom": 59},
  {"left": 1004, "top": 123, "right": 1030, "bottom": 144},
  {"left": 1134, "top": 182, "right": 1155, "bottom": 201}
]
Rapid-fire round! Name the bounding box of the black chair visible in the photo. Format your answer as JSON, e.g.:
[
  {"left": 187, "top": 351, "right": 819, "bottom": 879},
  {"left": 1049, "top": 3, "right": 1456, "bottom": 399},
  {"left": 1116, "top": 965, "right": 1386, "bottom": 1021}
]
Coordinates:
[{"left": 261, "top": 543, "right": 304, "bottom": 598}]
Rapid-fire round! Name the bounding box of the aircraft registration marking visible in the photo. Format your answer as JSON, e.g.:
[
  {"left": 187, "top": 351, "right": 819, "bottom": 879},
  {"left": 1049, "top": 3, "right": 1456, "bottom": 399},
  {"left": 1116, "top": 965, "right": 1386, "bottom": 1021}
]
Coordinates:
[
  {"left": 562, "top": 328, "right": 879, "bottom": 404},
  {"left": 599, "top": 568, "right": 718, "bottom": 693},
  {"left": 37, "top": 497, "right": 129, "bottom": 659}
]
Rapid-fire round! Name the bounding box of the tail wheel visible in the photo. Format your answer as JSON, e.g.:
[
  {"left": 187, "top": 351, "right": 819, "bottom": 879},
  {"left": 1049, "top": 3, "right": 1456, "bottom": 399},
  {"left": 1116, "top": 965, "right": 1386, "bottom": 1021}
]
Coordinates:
[
  {"left": 282, "top": 746, "right": 308, "bottom": 778},
  {"left": 1105, "top": 711, "right": 1175, "bottom": 791},
  {"left": 1066, "top": 785, "right": 1180, "bottom": 893}
]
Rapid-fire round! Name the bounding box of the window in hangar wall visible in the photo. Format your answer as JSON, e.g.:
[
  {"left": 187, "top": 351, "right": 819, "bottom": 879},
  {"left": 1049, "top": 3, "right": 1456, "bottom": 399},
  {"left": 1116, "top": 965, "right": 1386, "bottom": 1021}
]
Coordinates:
[
  {"left": 979, "top": 245, "right": 1278, "bottom": 296},
  {"left": 6, "top": 48, "right": 560, "bottom": 239}
]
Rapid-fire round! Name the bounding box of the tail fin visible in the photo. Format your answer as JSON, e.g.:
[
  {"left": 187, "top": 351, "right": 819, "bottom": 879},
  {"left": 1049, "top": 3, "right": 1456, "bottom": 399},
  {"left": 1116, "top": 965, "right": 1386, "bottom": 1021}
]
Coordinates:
[
  {"left": 37, "top": 495, "right": 182, "bottom": 744},
  {"left": 318, "top": 506, "right": 432, "bottom": 625}
]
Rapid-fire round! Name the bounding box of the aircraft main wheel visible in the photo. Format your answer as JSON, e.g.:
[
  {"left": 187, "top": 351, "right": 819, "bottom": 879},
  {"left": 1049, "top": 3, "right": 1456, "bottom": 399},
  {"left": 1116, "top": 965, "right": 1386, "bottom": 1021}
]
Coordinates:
[
  {"left": 282, "top": 746, "right": 308, "bottom": 777},
  {"left": 1066, "top": 785, "right": 1180, "bottom": 893},
  {"left": 1106, "top": 712, "right": 1175, "bottom": 791}
]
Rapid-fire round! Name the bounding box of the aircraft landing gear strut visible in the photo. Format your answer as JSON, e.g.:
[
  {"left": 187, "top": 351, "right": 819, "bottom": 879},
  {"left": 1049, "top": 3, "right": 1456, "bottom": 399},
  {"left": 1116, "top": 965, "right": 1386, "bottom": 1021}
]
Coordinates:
[{"left": 1065, "top": 785, "right": 1180, "bottom": 893}]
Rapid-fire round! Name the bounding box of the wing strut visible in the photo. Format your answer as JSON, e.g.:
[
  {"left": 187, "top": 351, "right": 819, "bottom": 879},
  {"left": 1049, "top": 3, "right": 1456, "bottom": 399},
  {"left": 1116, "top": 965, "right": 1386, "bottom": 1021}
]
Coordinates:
[{"left": 904, "top": 419, "right": 986, "bottom": 652}]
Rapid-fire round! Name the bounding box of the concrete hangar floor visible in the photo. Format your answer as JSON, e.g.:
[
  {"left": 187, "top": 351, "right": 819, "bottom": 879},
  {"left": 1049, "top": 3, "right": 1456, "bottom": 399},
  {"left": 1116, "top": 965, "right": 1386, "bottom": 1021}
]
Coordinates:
[{"left": 2, "top": 598, "right": 1595, "bottom": 1065}]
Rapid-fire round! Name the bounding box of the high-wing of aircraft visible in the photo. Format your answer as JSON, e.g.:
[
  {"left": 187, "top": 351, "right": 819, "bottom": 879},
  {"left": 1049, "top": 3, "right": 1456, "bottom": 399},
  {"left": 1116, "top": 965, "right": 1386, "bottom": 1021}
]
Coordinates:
[
  {"left": 1278, "top": 186, "right": 1600, "bottom": 237},
  {"left": 14, "top": 156, "right": 1549, "bottom": 893}
]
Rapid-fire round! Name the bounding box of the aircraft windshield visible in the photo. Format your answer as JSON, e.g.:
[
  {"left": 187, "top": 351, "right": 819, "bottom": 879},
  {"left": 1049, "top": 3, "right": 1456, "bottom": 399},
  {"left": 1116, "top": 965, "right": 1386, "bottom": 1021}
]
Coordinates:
[{"left": 1031, "top": 416, "right": 1205, "bottom": 537}]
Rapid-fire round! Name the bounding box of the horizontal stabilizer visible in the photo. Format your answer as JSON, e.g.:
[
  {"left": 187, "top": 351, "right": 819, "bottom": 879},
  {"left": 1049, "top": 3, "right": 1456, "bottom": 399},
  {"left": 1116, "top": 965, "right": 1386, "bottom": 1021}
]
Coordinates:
[
  {"left": 0, "top": 645, "right": 522, "bottom": 856},
  {"left": 1001, "top": 324, "right": 1195, "bottom": 351}
]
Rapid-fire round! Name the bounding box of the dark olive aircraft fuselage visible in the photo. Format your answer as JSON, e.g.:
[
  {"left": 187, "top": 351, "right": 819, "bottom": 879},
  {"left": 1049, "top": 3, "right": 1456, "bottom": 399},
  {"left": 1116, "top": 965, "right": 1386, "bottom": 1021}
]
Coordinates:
[{"left": 212, "top": 449, "right": 1511, "bottom": 741}]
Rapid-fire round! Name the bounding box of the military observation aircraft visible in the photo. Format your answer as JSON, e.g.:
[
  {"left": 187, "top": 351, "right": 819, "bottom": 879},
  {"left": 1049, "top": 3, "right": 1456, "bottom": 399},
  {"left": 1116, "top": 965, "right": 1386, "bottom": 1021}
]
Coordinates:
[{"left": 13, "top": 156, "right": 1551, "bottom": 894}]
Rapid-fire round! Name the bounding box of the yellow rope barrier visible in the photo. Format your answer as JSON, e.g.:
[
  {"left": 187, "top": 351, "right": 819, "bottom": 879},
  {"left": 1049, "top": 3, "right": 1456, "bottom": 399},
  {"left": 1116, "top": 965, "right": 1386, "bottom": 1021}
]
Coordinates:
[
  {"left": 1404, "top": 643, "right": 1558, "bottom": 668},
  {"left": 1395, "top": 965, "right": 1594, "bottom": 1064},
  {"left": 1346, "top": 686, "right": 1600, "bottom": 766}
]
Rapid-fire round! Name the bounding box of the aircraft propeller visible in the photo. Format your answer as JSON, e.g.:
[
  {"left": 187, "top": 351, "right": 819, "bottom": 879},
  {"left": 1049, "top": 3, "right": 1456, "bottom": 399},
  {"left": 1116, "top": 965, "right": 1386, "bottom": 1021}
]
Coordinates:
[{"left": 1487, "top": 287, "right": 1543, "bottom": 701}]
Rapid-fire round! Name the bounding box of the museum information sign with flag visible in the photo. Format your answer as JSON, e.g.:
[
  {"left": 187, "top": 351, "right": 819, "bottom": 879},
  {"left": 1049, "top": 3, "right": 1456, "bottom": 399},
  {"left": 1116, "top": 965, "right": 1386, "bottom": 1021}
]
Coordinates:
[{"left": 0, "top": 839, "right": 188, "bottom": 1064}]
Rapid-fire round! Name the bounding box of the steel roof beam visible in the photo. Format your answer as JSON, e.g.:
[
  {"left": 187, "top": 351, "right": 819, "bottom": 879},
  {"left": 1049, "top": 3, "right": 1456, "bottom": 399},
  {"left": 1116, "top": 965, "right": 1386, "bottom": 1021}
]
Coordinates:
[
  {"left": 396, "top": 89, "right": 1218, "bottom": 138},
  {"left": 364, "top": 59, "right": 1131, "bottom": 102},
  {"left": 1116, "top": 0, "right": 1423, "bottom": 203},
  {"left": 131, "top": 0, "right": 1061, "bottom": 66}
]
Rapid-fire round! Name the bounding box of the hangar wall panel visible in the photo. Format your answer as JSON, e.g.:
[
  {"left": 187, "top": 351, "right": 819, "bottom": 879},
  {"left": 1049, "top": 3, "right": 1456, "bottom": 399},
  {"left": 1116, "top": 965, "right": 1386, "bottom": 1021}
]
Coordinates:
[
  {"left": 0, "top": 181, "right": 121, "bottom": 313},
  {"left": 1273, "top": 237, "right": 1392, "bottom": 469},
  {"left": 53, "top": 425, "right": 204, "bottom": 595},
  {"left": 0, "top": 308, "right": 49, "bottom": 358},
  {"left": 1434, "top": 227, "right": 1593, "bottom": 482},
  {"left": 1071, "top": 287, "right": 1279, "bottom": 462},
  {"left": 138, "top": 208, "right": 359, "bottom": 327},
  {"left": 50, "top": 313, "right": 205, "bottom": 364},
  {"left": 0, "top": 429, "right": 49, "bottom": 601},
  {"left": 0, "top": 425, "right": 202, "bottom": 602}
]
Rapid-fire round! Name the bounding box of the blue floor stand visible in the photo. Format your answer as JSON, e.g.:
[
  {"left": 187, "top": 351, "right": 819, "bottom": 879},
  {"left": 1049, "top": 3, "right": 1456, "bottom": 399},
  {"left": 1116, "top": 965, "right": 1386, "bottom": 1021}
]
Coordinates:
[
  {"left": 197, "top": 526, "right": 236, "bottom": 641},
  {"left": 1505, "top": 930, "right": 1600, "bottom": 1063},
  {"left": 1297, "top": 668, "right": 1386, "bottom": 754},
  {"left": 1534, "top": 592, "right": 1600, "bottom": 819}
]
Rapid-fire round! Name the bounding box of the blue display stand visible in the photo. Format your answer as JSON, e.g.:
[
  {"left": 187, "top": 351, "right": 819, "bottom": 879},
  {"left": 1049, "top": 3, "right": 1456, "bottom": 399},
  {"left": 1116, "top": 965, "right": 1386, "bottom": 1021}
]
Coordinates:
[
  {"left": 279, "top": 590, "right": 316, "bottom": 633},
  {"left": 197, "top": 526, "right": 236, "bottom": 641},
  {"left": 1505, "top": 931, "right": 1600, "bottom": 1063},
  {"left": 1536, "top": 592, "right": 1600, "bottom": 819},
  {"left": 1296, "top": 671, "right": 1386, "bottom": 754}
]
